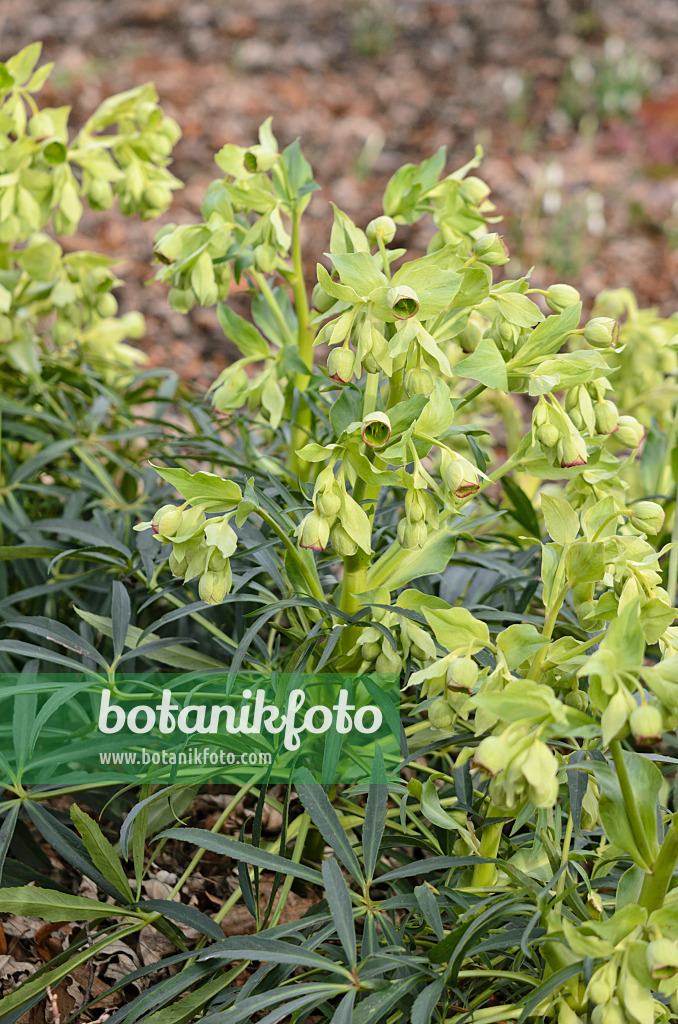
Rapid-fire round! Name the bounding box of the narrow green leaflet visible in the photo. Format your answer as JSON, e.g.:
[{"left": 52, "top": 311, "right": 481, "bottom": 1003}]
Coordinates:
[
  {"left": 70, "top": 805, "right": 135, "bottom": 904},
  {"left": 0, "top": 886, "right": 138, "bottom": 921}
]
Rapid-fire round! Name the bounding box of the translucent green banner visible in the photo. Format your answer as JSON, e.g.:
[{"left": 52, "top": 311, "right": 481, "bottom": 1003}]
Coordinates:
[{"left": 0, "top": 672, "right": 401, "bottom": 787}]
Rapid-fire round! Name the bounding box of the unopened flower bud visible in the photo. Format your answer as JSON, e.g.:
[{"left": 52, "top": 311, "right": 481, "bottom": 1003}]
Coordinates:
[
  {"left": 629, "top": 703, "right": 664, "bottom": 744},
  {"left": 361, "top": 641, "right": 382, "bottom": 661},
  {"left": 405, "top": 489, "right": 426, "bottom": 522},
  {"left": 614, "top": 415, "right": 644, "bottom": 448},
  {"left": 330, "top": 523, "right": 358, "bottom": 557},
  {"left": 545, "top": 284, "right": 581, "bottom": 313},
  {"left": 208, "top": 549, "right": 229, "bottom": 572},
  {"left": 586, "top": 962, "right": 617, "bottom": 1006},
  {"left": 366, "top": 215, "right": 397, "bottom": 245},
  {"left": 584, "top": 317, "right": 619, "bottom": 349},
  {"left": 472, "top": 735, "right": 510, "bottom": 776},
  {"left": 387, "top": 285, "right": 419, "bottom": 320},
  {"left": 457, "top": 321, "right": 482, "bottom": 353},
  {"left": 375, "top": 648, "right": 402, "bottom": 674},
  {"left": 168, "top": 549, "right": 188, "bottom": 578},
  {"left": 594, "top": 400, "right": 619, "bottom": 435},
  {"left": 311, "top": 282, "right": 335, "bottom": 313},
  {"left": 299, "top": 511, "right": 330, "bottom": 551},
  {"left": 628, "top": 501, "right": 665, "bottom": 535},
  {"left": 459, "top": 176, "right": 491, "bottom": 204},
  {"left": 198, "top": 566, "right": 232, "bottom": 605},
  {"left": 398, "top": 519, "right": 428, "bottom": 550},
  {"left": 473, "top": 233, "right": 510, "bottom": 266},
  {"left": 446, "top": 657, "right": 479, "bottom": 691},
  {"left": 153, "top": 506, "right": 183, "bottom": 539},
  {"left": 536, "top": 423, "right": 559, "bottom": 449},
  {"left": 254, "top": 244, "right": 277, "bottom": 273},
  {"left": 404, "top": 367, "right": 434, "bottom": 397},
  {"left": 316, "top": 490, "right": 341, "bottom": 518},
  {"left": 327, "top": 346, "right": 355, "bottom": 383},
  {"left": 362, "top": 411, "right": 391, "bottom": 448},
  {"left": 429, "top": 698, "right": 455, "bottom": 731},
  {"left": 564, "top": 689, "right": 589, "bottom": 711},
  {"left": 646, "top": 938, "right": 678, "bottom": 980},
  {"left": 442, "top": 454, "right": 465, "bottom": 493},
  {"left": 558, "top": 1004, "right": 584, "bottom": 1024},
  {"left": 557, "top": 435, "right": 587, "bottom": 468}
]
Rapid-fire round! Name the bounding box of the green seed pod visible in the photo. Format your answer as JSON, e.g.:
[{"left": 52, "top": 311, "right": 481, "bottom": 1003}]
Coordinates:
[
  {"left": 584, "top": 317, "right": 619, "bottom": 349},
  {"left": 429, "top": 698, "right": 456, "bottom": 731},
  {"left": 545, "top": 283, "right": 581, "bottom": 313},
  {"left": 327, "top": 346, "right": 355, "bottom": 383},
  {"left": 473, "top": 233, "right": 510, "bottom": 265},
  {"left": 628, "top": 500, "right": 665, "bottom": 535},
  {"left": 615, "top": 415, "right": 644, "bottom": 448},
  {"left": 446, "top": 657, "right": 479, "bottom": 691},
  {"left": 629, "top": 703, "right": 664, "bottom": 744},
  {"left": 472, "top": 735, "right": 510, "bottom": 776},
  {"left": 646, "top": 938, "right": 678, "bottom": 980},
  {"left": 404, "top": 367, "right": 434, "bottom": 397},
  {"left": 299, "top": 511, "right": 330, "bottom": 551},
  {"left": 387, "top": 285, "right": 420, "bottom": 320},
  {"left": 366, "top": 215, "right": 397, "bottom": 245},
  {"left": 536, "top": 423, "right": 559, "bottom": 449},
  {"left": 316, "top": 490, "right": 341, "bottom": 518},
  {"left": 594, "top": 400, "right": 619, "bottom": 435},
  {"left": 330, "top": 523, "right": 358, "bottom": 557}
]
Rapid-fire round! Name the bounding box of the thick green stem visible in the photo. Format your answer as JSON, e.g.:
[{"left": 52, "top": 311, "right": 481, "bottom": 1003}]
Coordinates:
[
  {"left": 527, "top": 583, "right": 569, "bottom": 681},
  {"left": 288, "top": 204, "right": 315, "bottom": 476},
  {"left": 471, "top": 804, "right": 504, "bottom": 887},
  {"left": 256, "top": 507, "right": 325, "bottom": 605},
  {"left": 668, "top": 469, "right": 678, "bottom": 604},
  {"left": 639, "top": 813, "right": 678, "bottom": 912},
  {"left": 610, "top": 739, "right": 656, "bottom": 870}
]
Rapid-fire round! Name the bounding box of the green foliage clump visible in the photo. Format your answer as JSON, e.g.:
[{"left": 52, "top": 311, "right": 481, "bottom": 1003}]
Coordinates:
[{"left": 3, "top": 43, "right": 678, "bottom": 1024}]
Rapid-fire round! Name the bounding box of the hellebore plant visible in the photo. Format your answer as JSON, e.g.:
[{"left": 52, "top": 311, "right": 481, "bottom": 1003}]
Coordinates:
[
  {"left": 5, "top": 43, "right": 678, "bottom": 1024},
  {"left": 133, "top": 118, "right": 678, "bottom": 1022}
]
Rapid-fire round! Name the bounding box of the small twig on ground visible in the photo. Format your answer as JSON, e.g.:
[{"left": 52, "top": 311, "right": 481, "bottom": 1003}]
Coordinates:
[{"left": 45, "top": 986, "right": 60, "bottom": 1024}]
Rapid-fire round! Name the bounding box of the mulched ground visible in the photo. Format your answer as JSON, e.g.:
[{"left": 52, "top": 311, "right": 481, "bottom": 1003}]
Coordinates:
[{"left": 3, "top": 0, "right": 678, "bottom": 388}]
